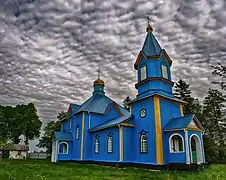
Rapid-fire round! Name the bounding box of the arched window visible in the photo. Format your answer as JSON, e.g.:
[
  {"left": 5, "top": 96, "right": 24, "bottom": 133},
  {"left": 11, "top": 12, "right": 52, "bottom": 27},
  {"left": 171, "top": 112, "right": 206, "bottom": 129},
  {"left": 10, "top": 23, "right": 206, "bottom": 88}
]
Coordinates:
[
  {"left": 170, "top": 134, "right": 184, "bottom": 153},
  {"left": 58, "top": 142, "right": 68, "bottom": 154},
  {"left": 76, "top": 125, "right": 79, "bottom": 140},
  {"left": 140, "top": 64, "right": 147, "bottom": 81},
  {"left": 95, "top": 136, "right": 100, "bottom": 153},
  {"left": 161, "top": 64, "right": 169, "bottom": 79},
  {"left": 107, "top": 136, "right": 113, "bottom": 153},
  {"left": 140, "top": 134, "right": 148, "bottom": 153}
]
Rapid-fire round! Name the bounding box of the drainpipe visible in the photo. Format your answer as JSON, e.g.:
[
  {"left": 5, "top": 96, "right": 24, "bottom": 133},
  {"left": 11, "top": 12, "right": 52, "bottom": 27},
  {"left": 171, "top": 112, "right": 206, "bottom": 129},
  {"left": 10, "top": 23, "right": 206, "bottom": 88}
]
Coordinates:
[{"left": 184, "top": 129, "right": 190, "bottom": 164}]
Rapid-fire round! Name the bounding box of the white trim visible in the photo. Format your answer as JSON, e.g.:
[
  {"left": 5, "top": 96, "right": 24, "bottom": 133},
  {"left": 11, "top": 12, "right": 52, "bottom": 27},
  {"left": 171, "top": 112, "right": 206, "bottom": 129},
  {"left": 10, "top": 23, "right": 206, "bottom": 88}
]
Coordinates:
[
  {"left": 184, "top": 130, "right": 191, "bottom": 164},
  {"left": 55, "top": 140, "right": 59, "bottom": 162},
  {"left": 169, "top": 133, "right": 185, "bottom": 153},
  {"left": 189, "top": 134, "right": 203, "bottom": 164},
  {"left": 58, "top": 142, "right": 69, "bottom": 154},
  {"left": 88, "top": 111, "right": 91, "bottom": 129},
  {"left": 51, "top": 141, "right": 56, "bottom": 162},
  {"left": 69, "top": 118, "right": 72, "bottom": 129},
  {"left": 201, "top": 133, "right": 205, "bottom": 163}
]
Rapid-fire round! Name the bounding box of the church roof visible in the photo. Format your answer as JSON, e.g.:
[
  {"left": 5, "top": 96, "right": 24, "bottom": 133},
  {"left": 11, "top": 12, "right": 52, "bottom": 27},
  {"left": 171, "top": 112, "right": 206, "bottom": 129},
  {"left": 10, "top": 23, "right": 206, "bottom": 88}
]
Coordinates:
[
  {"left": 75, "top": 94, "right": 113, "bottom": 114},
  {"left": 71, "top": 104, "right": 80, "bottom": 113},
  {"left": 74, "top": 94, "right": 130, "bottom": 116},
  {"left": 142, "top": 30, "right": 162, "bottom": 56},
  {"left": 89, "top": 115, "right": 132, "bottom": 132},
  {"left": 163, "top": 114, "right": 204, "bottom": 131},
  {"left": 54, "top": 132, "right": 73, "bottom": 141},
  {"left": 127, "top": 93, "right": 187, "bottom": 105}
]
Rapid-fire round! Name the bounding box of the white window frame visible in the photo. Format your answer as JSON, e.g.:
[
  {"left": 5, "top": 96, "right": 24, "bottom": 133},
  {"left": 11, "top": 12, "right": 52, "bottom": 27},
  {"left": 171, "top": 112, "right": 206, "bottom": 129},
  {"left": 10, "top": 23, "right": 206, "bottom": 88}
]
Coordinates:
[
  {"left": 76, "top": 125, "right": 79, "bottom": 140},
  {"left": 169, "top": 133, "right": 184, "bottom": 153},
  {"left": 140, "top": 65, "right": 147, "bottom": 81},
  {"left": 140, "top": 134, "right": 148, "bottom": 153},
  {"left": 107, "top": 136, "right": 113, "bottom": 153},
  {"left": 95, "top": 137, "right": 99, "bottom": 153},
  {"left": 161, "top": 64, "right": 169, "bottom": 79},
  {"left": 58, "top": 142, "right": 69, "bottom": 154}
]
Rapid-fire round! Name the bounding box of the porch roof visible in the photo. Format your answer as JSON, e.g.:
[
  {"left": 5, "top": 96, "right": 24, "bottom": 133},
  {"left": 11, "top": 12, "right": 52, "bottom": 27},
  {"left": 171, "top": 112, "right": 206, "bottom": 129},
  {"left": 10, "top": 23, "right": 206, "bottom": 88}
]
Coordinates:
[
  {"left": 54, "top": 132, "right": 73, "bottom": 141},
  {"left": 163, "top": 114, "right": 204, "bottom": 131}
]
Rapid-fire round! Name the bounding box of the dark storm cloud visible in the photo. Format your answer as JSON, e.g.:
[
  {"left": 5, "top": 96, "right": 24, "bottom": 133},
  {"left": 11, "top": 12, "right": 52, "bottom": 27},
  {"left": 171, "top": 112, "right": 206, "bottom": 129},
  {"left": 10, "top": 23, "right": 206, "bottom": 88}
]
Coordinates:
[{"left": 0, "top": 0, "right": 226, "bottom": 150}]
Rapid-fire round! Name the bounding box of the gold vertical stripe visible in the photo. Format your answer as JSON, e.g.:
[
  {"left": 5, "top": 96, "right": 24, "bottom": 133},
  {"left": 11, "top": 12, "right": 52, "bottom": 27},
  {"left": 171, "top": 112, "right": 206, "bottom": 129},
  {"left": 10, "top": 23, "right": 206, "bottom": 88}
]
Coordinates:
[
  {"left": 80, "top": 112, "right": 85, "bottom": 160},
  {"left": 154, "top": 96, "right": 163, "bottom": 164},
  {"left": 119, "top": 126, "right": 123, "bottom": 161},
  {"left": 180, "top": 104, "right": 184, "bottom": 116}
]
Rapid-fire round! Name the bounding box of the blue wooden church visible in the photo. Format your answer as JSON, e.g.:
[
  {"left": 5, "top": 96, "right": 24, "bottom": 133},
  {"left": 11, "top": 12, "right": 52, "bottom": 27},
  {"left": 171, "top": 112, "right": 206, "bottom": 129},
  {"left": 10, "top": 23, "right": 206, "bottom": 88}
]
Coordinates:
[{"left": 52, "top": 23, "right": 205, "bottom": 166}]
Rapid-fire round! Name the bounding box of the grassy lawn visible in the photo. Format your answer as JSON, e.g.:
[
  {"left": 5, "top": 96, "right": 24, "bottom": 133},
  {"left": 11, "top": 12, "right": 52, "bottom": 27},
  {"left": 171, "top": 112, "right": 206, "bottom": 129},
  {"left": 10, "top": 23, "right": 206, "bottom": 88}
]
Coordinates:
[{"left": 0, "top": 159, "right": 225, "bottom": 180}]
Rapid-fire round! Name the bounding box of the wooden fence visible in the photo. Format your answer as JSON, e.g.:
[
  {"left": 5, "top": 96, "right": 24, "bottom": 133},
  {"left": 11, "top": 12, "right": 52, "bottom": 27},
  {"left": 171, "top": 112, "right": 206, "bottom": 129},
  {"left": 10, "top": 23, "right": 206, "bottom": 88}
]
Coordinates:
[{"left": 28, "top": 152, "right": 48, "bottom": 159}]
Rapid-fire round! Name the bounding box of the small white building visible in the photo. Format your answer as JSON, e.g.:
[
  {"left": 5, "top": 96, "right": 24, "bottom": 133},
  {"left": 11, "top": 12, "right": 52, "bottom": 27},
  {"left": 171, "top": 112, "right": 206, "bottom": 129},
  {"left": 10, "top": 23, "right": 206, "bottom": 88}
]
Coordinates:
[{"left": 8, "top": 144, "right": 29, "bottom": 159}]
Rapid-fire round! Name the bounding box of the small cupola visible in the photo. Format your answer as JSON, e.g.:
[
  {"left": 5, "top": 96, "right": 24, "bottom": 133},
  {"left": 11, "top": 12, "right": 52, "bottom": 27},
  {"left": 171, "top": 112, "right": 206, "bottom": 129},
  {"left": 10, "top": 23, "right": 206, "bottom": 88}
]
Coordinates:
[
  {"left": 146, "top": 23, "right": 153, "bottom": 33},
  {"left": 93, "top": 68, "right": 105, "bottom": 95}
]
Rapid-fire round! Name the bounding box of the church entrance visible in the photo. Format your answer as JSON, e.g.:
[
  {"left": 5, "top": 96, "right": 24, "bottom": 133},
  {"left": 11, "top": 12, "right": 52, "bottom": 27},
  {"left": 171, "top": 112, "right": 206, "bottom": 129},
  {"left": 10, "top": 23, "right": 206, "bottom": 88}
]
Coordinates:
[{"left": 190, "top": 135, "right": 202, "bottom": 164}]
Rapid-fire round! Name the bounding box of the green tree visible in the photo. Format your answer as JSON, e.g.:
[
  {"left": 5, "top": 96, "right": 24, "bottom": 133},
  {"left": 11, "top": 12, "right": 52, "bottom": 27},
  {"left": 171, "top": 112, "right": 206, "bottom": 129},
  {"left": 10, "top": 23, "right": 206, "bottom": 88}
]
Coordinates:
[
  {"left": 212, "top": 63, "right": 226, "bottom": 90},
  {"left": 174, "top": 79, "right": 202, "bottom": 119},
  {"left": 0, "top": 103, "right": 42, "bottom": 145},
  {"left": 38, "top": 112, "right": 63, "bottom": 154},
  {"left": 201, "top": 89, "right": 226, "bottom": 160},
  {"left": 123, "top": 96, "right": 131, "bottom": 111},
  {"left": 14, "top": 103, "right": 42, "bottom": 144}
]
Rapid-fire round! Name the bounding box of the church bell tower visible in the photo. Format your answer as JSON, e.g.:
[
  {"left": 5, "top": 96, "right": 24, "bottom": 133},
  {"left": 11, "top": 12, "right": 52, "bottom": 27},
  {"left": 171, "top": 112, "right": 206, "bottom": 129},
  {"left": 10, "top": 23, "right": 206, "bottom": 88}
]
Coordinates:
[{"left": 134, "top": 23, "right": 174, "bottom": 99}]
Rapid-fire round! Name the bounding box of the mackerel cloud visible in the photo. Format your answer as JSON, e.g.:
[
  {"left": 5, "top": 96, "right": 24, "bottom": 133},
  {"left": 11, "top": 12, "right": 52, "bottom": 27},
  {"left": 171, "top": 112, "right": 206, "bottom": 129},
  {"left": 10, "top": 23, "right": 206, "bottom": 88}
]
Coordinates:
[{"left": 0, "top": 0, "right": 225, "bottom": 124}]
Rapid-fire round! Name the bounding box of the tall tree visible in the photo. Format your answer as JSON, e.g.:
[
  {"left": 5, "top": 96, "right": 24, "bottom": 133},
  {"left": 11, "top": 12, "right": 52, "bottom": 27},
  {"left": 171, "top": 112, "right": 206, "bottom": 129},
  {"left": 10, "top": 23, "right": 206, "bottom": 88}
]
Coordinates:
[
  {"left": 38, "top": 112, "right": 63, "bottom": 154},
  {"left": 174, "top": 79, "right": 202, "bottom": 119},
  {"left": 0, "top": 103, "right": 42, "bottom": 145},
  {"left": 13, "top": 103, "right": 42, "bottom": 144},
  {"left": 201, "top": 89, "right": 226, "bottom": 160},
  {"left": 123, "top": 96, "right": 131, "bottom": 111},
  {"left": 212, "top": 63, "right": 226, "bottom": 90}
]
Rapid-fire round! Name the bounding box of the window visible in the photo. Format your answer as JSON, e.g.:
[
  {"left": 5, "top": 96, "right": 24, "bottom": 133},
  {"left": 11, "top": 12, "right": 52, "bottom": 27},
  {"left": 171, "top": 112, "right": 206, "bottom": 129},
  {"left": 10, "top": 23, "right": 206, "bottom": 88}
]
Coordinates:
[
  {"left": 140, "top": 65, "right": 147, "bottom": 81},
  {"left": 59, "top": 142, "right": 68, "bottom": 154},
  {"left": 170, "top": 134, "right": 184, "bottom": 153},
  {"left": 140, "top": 134, "right": 148, "bottom": 153},
  {"left": 107, "top": 136, "right": 113, "bottom": 153},
  {"left": 161, "top": 64, "right": 168, "bottom": 79},
  {"left": 95, "top": 136, "right": 100, "bottom": 153},
  {"left": 76, "top": 125, "right": 79, "bottom": 140}
]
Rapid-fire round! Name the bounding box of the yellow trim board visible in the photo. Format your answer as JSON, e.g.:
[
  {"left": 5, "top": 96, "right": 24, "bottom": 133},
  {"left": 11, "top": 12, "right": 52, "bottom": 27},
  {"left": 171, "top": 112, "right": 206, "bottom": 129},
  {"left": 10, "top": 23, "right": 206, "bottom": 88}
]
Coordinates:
[
  {"left": 187, "top": 128, "right": 203, "bottom": 132},
  {"left": 180, "top": 104, "right": 184, "bottom": 116},
  {"left": 80, "top": 112, "right": 85, "bottom": 160},
  {"left": 119, "top": 126, "right": 123, "bottom": 161},
  {"left": 120, "top": 123, "right": 134, "bottom": 127},
  {"left": 154, "top": 96, "right": 163, "bottom": 164}
]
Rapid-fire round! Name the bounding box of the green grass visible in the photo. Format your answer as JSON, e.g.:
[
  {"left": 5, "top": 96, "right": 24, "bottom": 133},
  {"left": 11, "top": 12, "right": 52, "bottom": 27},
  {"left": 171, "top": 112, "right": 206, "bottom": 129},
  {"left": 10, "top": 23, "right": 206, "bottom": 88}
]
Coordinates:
[{"left": 0, "top": 159, "right": 225, "bottom": 180}]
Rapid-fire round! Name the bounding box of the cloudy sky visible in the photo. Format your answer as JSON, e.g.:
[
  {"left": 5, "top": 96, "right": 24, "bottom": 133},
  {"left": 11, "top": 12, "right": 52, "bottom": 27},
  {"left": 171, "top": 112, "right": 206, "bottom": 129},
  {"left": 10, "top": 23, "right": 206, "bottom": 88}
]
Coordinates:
[{"left": 0, "top": 0, "right": 225, "bottom": 149}]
